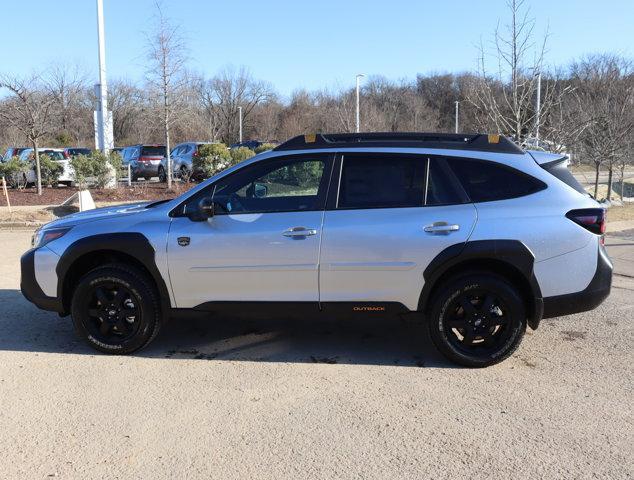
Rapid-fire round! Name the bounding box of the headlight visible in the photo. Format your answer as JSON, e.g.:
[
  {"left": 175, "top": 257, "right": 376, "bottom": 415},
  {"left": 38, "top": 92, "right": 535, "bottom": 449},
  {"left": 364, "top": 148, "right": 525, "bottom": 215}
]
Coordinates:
[{"left": 32, "top": 227, "right": 72, "bottom": 248}]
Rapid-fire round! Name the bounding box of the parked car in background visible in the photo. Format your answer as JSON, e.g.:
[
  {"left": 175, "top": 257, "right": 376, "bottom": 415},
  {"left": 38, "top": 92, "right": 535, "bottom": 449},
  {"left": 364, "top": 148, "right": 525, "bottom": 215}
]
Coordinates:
[
  {"left": 120, "top": 144, "right": 166, "bottom": 181},
  {"left": 62, "top": 147, "right": 92, "bottom": 158},
  {"left": 18, "top": 148, "right": 74, "bottom": 186},
  {"left": 229, "top": 140, "right": 265, "bottom": 150},
  {"left": 158, "top": 142, "right": 214, "bottom": 182},
  {"left": 2, "top": 147, "right": 29, "bottom": 161}
]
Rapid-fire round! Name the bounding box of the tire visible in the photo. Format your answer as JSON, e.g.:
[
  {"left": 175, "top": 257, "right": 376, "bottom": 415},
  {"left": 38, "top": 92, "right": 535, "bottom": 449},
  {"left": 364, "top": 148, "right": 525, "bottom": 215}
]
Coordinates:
[
  {"left": 158, "top": 166, "right": 166, "bottom": 183},
  {"left": 70, "top": 264, "right": 162, "bottom": 354},
  {"left": 427, "top": 272, "right": 526, "bottom": 368}
]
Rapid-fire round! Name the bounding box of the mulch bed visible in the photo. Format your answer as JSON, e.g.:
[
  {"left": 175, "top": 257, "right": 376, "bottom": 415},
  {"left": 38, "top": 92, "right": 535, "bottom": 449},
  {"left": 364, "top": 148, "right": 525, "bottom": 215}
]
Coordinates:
[{"left": 0, "top": 182, "right": 197, "bottom": 207}]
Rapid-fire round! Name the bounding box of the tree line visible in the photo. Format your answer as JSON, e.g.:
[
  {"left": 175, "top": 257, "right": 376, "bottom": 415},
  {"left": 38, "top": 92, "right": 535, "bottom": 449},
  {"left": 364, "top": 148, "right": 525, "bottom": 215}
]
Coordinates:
[{"left": 0, "top": 0, "right": 632, "bottom": 198}]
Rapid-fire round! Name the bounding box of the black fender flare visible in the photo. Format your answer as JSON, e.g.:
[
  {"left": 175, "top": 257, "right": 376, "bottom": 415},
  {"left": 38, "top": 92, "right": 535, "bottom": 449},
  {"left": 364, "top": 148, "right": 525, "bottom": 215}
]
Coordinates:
[
  {"left": 418, "top": 240, "right": 543, "bottom": 329},
  {"left": 56, "top": 232, "right": 171, "bottom": 318}
]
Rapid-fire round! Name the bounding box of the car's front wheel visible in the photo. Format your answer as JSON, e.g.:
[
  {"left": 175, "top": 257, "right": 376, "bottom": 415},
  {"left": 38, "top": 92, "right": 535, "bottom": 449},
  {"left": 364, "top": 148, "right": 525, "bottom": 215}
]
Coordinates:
[
  {"left": 158, "top": 166, "right": 166, "bottom": 183},
  {"left": 70, "top": 264, "right": 162, "bottom": 354},
  {"left": 428, "top": 272, "right": 526, "bottom": 367}
]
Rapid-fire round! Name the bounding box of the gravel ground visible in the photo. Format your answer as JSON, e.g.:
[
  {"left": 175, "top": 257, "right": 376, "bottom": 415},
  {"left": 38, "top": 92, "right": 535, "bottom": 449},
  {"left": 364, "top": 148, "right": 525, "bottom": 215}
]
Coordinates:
[{"left": 0, "top": 230, "right": 632, "bottom": 479}]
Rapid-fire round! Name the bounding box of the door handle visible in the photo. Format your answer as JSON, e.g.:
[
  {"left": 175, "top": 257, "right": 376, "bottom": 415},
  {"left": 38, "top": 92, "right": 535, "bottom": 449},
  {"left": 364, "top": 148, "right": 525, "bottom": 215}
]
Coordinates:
[
  {"left": 424, "top": 222, "right": 460, "bottom": 234},
  {"left": 283, "top": 226, "right": 318, "bottom": 237}
]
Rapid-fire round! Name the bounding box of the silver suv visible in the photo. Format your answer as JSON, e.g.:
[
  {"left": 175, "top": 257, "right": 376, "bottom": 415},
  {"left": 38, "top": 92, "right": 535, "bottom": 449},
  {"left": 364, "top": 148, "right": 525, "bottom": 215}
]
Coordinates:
[{"left": 20, "top": 133, "right": 612, "bottom": 367}]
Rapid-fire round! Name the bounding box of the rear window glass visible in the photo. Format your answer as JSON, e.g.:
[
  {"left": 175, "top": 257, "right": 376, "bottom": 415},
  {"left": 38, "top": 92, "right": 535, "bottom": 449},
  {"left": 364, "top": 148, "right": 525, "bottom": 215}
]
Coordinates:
[
  {"left": 41, "top": 151, "right": 65, "bottom": 160},
  {"left": 541, "top": 159, "right": 587, "bottom": 195},
  {"left": 68, "top": 148, "right": 91, "bottom": 157},
  {"left": 447, "top": 158, "right": 546, "bottom": 202},
  {"left": 141, "top": 146, "right": 166, "bottom": 156},
  {"left": 338, "top": 154, "right": 425, "bottom": 209}
]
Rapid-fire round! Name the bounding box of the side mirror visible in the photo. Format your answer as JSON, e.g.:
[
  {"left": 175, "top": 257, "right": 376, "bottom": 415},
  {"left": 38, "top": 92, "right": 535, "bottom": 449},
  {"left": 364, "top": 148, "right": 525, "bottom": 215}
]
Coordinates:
[{"left": 198, "top": 197, "right": 215, "bottom": 220}]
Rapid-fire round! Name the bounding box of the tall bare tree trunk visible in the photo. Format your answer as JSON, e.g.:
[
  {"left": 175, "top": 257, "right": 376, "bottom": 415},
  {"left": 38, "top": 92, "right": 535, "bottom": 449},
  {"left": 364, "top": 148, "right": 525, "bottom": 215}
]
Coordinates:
[
  {"left": 607, "top": 165, "right": 613, "bottom": 201},
  {"left": 32, "top": 138, "right": 42, "bottom": 195},
  {"left": 594, "top": 162, "right": 600, "bottom": 199},
  {"left": 620, "top": 162, "right": 626, "bottom": 201},
  {"left": 164, "top": 87, "right": 172, "bottom": 189}
]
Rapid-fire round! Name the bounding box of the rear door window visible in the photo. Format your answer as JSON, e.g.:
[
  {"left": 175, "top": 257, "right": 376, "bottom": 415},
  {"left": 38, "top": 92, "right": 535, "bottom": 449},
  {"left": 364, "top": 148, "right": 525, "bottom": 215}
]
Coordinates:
[
  {"left": 337, "top": 154, "right": 426, "bottom": 209},
  {"left": 447, "top": 157, "right": 546, "bottom": 202}
]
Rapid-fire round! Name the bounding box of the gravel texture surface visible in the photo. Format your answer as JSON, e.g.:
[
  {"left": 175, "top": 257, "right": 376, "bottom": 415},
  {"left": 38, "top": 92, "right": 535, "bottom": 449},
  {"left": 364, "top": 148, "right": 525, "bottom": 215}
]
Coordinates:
[{"left": 0, "top": 231, "right": 632, "bottom": 479}]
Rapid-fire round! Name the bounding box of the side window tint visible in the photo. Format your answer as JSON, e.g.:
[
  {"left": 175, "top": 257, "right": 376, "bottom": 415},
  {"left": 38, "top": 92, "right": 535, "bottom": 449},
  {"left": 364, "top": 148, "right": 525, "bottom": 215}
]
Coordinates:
[
  {"left": 188, "top": 156, "right": 329, "bottom": 215},
  {"left": 426, "top": 159, "right": 468, "bottom": 206},
  {"left": 338, "top": 155, "right": 425, "bottom": 209},
  {"left": 447, "top": 158, "right": 546, "bottom": 202}
]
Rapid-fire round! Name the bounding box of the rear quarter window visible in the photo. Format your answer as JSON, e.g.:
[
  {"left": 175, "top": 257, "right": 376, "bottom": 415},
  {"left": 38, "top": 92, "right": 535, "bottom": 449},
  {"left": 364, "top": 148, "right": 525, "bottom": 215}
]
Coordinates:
[{"left": 447, "top": 157, "right": 546, "bottom": 202}]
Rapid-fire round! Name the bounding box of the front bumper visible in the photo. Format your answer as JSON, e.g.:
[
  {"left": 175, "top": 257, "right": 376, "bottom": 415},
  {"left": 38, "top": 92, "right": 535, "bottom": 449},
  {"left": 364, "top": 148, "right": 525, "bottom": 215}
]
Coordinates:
[
  {"left": 542, "top": 243, "right": 613, "bottom": 318},
  {"left": 20, "top": 249, "right": 64, "bottom": 313}
]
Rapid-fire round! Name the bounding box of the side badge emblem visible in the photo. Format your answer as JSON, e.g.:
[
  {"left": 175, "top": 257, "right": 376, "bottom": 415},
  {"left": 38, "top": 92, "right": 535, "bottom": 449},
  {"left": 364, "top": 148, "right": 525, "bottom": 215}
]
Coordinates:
[{"left": 177, "top": 237, "right": 190, "bottom": 247}]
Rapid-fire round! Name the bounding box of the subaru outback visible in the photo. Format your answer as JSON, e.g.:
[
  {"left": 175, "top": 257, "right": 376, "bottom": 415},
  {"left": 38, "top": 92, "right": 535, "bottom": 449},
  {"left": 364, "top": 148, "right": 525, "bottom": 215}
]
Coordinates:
[{"left": 20, "top": 133, "right": 612, "bottom": 367}]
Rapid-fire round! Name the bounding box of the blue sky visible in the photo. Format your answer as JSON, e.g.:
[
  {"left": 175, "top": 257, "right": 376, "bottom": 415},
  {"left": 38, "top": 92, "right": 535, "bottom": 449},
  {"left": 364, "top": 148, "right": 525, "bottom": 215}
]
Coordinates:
[{"left": 2, "top": 0, "right": 632, "bottom": 97}]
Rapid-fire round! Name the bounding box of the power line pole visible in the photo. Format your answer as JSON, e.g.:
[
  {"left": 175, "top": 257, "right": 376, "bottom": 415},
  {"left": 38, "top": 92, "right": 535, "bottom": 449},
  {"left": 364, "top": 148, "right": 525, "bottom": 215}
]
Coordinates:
[
  {"left": 454, "top": 101, "right": 459, "bottom": 133},
  {"left": 355, "top": 74, "right": 364, "bottom": 133}
]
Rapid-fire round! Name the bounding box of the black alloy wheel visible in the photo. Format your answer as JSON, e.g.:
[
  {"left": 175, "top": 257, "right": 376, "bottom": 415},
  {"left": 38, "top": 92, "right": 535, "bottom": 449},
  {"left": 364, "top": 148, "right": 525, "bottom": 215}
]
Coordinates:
[
  {"left": 428, "top": 272, "right": 526, "bottom": 367},
  {"left": 71, "top": 264, "right": 161, "bottom": 354}
]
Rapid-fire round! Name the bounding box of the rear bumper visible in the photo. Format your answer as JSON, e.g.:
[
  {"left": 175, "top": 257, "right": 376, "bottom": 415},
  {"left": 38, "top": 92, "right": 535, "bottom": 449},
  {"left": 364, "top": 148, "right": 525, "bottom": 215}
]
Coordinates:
[
  {"left": 542, "top": 243, "right": 613, "bottom": 319},
  {"left": 20, "top": 249, "right": 64, "bottom": 314}
]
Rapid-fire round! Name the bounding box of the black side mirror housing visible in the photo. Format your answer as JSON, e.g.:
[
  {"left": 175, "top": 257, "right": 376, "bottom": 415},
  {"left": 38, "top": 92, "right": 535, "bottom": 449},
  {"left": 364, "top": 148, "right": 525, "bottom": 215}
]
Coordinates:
[{"left": 198, "top": 197, "right": 215, "bottom": 219}]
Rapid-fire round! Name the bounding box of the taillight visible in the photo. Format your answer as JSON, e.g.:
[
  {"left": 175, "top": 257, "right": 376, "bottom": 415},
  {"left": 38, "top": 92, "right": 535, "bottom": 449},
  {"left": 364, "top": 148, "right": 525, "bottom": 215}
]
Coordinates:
[
  {"left": 139, "top": 156, "right": 151, "bottom": 163},
  {"left": 63, "top": 151, "right": 70, "bottom": 159},
  {"left": 566, "top": 208, "right": 606, "bottom": 235}
]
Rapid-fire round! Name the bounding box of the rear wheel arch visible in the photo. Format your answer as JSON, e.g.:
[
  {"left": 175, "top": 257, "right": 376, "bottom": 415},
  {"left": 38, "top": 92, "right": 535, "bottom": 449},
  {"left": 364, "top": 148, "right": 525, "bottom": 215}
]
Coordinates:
[
  {"left": 419, "top": 240, "right": 543, "bottom": 329},
  {"left": 57, "top": 233, "right": 171, "bottom": 319}
]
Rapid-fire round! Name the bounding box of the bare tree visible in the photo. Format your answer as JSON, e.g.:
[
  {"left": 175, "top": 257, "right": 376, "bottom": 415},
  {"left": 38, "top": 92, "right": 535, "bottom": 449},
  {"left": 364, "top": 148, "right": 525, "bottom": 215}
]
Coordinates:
[
  {"left": 204, "top": 66, "right": 274, "bottom": 143},
  {"left": 48, "top": 63, "right": 90, "bottom": 144},
  {"left": 571, "top": 55, "right": 634, "bottom": 199},
  {"left": 145, "top": 1, "right": 188, "bottom": 188},
  {"left": 468, "top": 0, "right": 567, "bottom": 145},
  {"left": 0, "top": 74, "right": 55, "bottom": 195}
]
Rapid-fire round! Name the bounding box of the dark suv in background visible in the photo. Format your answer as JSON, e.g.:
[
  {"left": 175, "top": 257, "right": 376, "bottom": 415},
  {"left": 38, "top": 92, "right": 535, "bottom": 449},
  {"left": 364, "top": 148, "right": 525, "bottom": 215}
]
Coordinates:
[{"left": 121, "top": 144, "right": 166, "bottom": 181}]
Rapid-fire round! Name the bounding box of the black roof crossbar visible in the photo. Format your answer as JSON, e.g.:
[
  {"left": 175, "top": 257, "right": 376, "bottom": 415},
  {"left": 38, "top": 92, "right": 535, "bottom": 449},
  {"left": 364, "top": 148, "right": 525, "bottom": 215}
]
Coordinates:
[{"left": 273, "top": 132, "right": 524, "bottom": 154}]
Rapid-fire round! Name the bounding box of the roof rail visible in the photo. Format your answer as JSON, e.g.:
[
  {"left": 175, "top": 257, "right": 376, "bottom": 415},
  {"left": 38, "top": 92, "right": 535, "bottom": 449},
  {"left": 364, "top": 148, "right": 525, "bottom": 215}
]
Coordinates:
[{"left": 273, "top": 132, "right": 524, "bottom": 154}]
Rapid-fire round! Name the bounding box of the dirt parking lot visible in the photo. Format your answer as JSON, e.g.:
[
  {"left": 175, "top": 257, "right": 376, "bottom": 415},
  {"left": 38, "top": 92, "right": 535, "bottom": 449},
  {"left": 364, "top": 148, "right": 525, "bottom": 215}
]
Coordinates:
[{"left": 0, "top": 230, "right": 632, "bottom": 479}]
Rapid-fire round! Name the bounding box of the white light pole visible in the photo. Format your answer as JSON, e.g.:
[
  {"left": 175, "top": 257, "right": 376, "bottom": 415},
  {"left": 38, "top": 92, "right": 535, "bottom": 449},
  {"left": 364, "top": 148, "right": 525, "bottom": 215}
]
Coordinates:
[
  {"left": 355, "top": 74, "right": 365, "bottom": 133},
  {"left": 96, "top": 0, "right": 108, "bottom": 154},
  {"left": 454, "top": 101, "right": 459, "bottom": 133},
  {"left": 238, "top": 106, "right": 243, "bottom": 143},
  {"left": 535, "top": 71, "right": 542, "bottom": 143}
]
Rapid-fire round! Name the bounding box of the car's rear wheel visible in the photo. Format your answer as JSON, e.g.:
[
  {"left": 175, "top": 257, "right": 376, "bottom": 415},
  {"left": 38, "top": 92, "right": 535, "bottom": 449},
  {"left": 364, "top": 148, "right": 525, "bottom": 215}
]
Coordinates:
[
  {"left": 428, "top": 272, "right": 526, "bottom": 367},
  {"left": 70, "top": 264, "right": 161, "bottom": 354},
  {"left": 158, "top": 166, "right": 166, "bottom": 183}
]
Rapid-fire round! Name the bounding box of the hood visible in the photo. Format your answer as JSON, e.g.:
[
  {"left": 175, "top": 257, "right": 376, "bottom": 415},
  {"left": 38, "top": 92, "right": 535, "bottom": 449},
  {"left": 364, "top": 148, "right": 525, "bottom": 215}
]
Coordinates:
[{"left": 44, "top": 202, "right": 152, "bottom": 229}]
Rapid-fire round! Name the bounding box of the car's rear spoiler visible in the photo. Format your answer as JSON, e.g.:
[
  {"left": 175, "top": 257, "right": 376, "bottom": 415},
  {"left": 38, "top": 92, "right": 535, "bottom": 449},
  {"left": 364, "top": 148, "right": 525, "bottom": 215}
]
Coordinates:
[{"left": 527, "top": 150, "right": 587, "bottom": 195}]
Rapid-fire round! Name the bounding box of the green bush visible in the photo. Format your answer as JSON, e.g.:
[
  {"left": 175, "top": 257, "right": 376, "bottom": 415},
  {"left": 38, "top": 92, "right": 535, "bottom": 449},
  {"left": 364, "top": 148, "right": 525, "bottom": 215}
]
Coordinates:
[
  {"left": 70, "top": 151, "right": 119, "bottom": 189},
  {"left": 194, "top": 143, "right": 232, "bottom": 178},
  {"left": 254, "top": 143, "right": 277, "bottom": 154},
  {"left": 38, "top": 154, "right": 64, "bottom": 186},
  {"left": 0, "top": 156, "right": 30, "bottom": 189},
  {"left": 230, "top": 146, "right": 255, "bottom": 164}
]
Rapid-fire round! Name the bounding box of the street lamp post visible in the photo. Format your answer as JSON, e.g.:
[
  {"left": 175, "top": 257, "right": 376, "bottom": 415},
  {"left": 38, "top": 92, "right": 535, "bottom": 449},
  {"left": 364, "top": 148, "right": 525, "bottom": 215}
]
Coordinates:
[
  {"left": 238, "top": 106, "right": 243, "bottom": 143},
  {"left": 355, "top": 74, "right": 364, "bottom": 133},
  {"left": 96, "top": 0, "right": 108, "bottom": 154},
  {"left": 454, "top": 101, "right": 459, "bottom": 134}
]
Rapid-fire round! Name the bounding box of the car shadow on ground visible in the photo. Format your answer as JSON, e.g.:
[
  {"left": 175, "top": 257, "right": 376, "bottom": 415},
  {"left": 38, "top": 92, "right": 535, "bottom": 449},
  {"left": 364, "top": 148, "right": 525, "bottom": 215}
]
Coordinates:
[{"left": 0, "top": 289, "right": 456, "bottom": 368}]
